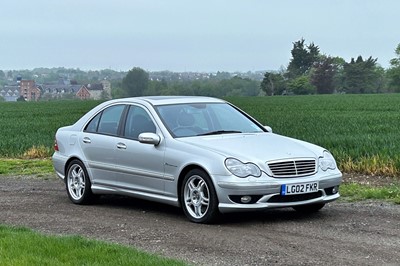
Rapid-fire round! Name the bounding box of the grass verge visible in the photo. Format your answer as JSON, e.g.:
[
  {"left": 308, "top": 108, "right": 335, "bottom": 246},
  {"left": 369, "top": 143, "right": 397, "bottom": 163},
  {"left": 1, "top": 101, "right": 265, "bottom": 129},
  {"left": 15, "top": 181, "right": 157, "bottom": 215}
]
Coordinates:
[
  {"left": 340, "top": 183, "right": 400, "bottom": 204},
  {"left": 0, "top": 225, "right": 187, "bottom": 266},
  {"left": 0, "top": 158, "right": 53, "bottom": 175}
]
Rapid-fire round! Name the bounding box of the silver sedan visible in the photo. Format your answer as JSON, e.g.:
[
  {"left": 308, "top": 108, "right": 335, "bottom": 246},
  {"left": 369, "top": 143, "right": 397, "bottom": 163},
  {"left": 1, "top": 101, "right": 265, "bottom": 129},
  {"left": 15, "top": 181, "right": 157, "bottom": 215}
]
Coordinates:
[{"left": 52, "top": 96, "right": 342, "bottom": 223}]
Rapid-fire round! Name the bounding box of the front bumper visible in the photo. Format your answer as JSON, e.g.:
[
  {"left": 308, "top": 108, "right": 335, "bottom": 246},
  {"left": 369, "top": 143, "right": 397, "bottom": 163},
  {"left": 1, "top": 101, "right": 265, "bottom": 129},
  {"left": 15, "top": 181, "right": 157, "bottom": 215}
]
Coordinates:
[{"left": 215, "top": 171, "right": 342, "bottom": 213}]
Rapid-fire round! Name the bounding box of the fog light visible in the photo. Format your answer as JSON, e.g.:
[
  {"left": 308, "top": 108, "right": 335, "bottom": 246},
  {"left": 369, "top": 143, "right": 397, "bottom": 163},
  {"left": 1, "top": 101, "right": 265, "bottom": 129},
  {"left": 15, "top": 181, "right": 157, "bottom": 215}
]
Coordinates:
[
  {"left": 332, "top": 186, "right": 339, "bottom": 194},
  {"left": 241, "top": 196, "right": 252, "bottom": 204}
]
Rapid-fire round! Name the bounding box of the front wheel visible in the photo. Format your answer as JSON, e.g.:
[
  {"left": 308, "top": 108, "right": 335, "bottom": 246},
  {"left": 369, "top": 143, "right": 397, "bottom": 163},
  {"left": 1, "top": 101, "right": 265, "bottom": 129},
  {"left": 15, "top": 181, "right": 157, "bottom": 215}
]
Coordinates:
[
  {"left": 65, "top": 159, "right": 94, "bottom": 204},
  {"left": 293, "top": 203, "right": 325, "bottom": 213},
  {"left": 181, "top": 169, "right": 219, "bottom": 223}
]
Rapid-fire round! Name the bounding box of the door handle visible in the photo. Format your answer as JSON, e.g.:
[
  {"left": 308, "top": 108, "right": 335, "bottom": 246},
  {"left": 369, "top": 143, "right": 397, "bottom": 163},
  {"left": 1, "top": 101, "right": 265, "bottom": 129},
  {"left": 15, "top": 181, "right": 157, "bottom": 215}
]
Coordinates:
[
  {"left": 117, "top": 143, "right": 127, "bottom": 149},
  {"left": 82, "top": 137, "right": 91, "bottom": 144}
]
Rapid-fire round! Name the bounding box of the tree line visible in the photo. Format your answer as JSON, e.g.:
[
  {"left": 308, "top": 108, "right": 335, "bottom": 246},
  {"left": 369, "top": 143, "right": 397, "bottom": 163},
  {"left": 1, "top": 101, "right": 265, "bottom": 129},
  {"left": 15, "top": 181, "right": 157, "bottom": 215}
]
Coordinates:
[
  {"left": 118, "top": 39, "right": 400, "bottom": 97},
  {"left": 115, "top": 68, "right": 260, "bottom": 98},
  {"left": 2, "top": 39, "right": 400, "bottom": 100},
  {"left": 261, "top": 39, "right": 400, "bottom": 95}
]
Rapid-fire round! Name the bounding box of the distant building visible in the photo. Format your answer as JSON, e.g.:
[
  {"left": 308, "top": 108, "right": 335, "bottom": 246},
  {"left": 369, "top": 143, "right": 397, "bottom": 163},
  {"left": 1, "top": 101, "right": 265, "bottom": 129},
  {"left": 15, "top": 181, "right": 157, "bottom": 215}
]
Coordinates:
[
  {"left": 41, "top": 84, "right": 90, "bottom": 100},
  {"left": 0, "top": 78, "right": 111, "bottom": 101},
  {"left": 86, "top": 80, "right": 112, "bottom": 100},
  {"left": 0, "top": 85, "right": 20, "bottom": 101},
  {"left": 40, "top": 80, "right": 111, "bottom": 100},
  {"left": 0, "top": 80, "right": 40, "bottom": 102},
  {"left": 20, "top": 80, "right": 41, "bottom": 101}
]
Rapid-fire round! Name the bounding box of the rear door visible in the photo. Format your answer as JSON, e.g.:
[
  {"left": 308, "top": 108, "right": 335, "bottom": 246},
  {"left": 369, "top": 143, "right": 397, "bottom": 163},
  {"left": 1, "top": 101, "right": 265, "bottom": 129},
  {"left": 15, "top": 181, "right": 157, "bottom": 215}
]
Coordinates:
[{"left": 80, "top": 104, "right": 126, "bottom": 187}]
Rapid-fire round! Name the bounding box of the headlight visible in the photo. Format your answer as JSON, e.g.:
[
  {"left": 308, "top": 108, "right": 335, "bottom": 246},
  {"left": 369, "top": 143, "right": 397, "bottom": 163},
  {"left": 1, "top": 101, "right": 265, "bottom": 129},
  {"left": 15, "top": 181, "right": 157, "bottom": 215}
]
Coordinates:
[
  {"left": 319, "top": 151, "right": 337, "bottom": 171},
  {"left": 225, "top": 158, "right": 261, "bottom": 178}
]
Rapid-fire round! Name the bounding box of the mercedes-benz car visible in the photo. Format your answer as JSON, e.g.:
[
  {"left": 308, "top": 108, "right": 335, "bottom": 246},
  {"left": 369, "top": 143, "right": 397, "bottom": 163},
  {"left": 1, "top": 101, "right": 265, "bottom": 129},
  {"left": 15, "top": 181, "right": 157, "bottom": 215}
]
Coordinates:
[{"left": 52, "top": 96, "right": 342, "bottom": 223}]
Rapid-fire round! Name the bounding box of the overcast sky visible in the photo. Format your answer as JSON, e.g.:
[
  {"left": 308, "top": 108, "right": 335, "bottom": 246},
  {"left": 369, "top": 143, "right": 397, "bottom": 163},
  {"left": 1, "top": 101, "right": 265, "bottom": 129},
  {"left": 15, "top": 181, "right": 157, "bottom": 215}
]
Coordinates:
[{"left": 1, "top": 0, "right": 399, "bottom": 72}]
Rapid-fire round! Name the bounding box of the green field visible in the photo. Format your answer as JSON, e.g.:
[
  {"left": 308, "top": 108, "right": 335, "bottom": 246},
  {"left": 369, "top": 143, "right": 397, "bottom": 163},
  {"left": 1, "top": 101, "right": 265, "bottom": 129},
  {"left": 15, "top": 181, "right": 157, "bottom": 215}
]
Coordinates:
[
  {"left": 1, "top": 94, "right": 399, "bottom": 176},
  {"left": 227, "top": 94, "right": 400, "bottom": 175},
  {"left": 0, "top": 100, "right": 101, "bottom": 157}
]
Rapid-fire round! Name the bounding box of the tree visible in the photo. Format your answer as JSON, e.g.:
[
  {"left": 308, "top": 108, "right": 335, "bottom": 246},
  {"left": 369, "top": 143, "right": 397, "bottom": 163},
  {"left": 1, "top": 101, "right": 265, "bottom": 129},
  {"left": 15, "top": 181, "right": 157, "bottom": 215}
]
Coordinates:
[
  {"left": 287, "top": 38, "right": 320, "bottom": 79},
  {"left": 310, "top": 56, "right": 337, "bottom": 94},
  {"left": 146, "top": 78, "right": 169, "bottom": 96},
  {"left": 387, "top": 43, "right": 400, "bottom": 92},
  {"left": 229, "top": 76, "right": 260, "bottom": 96},
  {"left": 121, "top": 67, "right": 149, "bottom": 97},
  {"left": 288, "top": 75, "right": 316, "bottom": 95},
  {"left": 260, "top": 71, "right": 287, "bottom": 96},
  {"left": 342, "top": 56, "right": 380, "bottom": 93}
]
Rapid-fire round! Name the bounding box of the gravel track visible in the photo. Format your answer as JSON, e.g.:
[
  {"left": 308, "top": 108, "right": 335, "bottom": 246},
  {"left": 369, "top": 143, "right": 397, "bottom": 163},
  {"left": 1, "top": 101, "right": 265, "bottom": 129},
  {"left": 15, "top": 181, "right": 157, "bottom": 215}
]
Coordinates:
[{"left": 1, "top": 176, "right": 399, "bottom": 265}]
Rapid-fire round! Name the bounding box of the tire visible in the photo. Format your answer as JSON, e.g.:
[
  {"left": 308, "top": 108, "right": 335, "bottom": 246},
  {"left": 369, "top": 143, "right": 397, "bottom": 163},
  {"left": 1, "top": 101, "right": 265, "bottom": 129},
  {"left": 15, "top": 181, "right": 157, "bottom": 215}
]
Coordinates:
[
  {"left": 181, "top": 169, "right": 219, "bottom": 223},
  {"left": 65, "top": 159, "right": 94, "bottom": 204},
  {"left": 293, "top": 203, "right": 325, "bottom": 213}
]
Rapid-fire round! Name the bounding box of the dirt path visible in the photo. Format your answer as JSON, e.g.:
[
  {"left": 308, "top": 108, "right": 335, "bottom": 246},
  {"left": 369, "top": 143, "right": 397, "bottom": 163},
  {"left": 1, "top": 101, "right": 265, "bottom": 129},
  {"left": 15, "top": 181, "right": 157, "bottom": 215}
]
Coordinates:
[{"left": 1, "top": 175, "right": 399, "bottom": 265}]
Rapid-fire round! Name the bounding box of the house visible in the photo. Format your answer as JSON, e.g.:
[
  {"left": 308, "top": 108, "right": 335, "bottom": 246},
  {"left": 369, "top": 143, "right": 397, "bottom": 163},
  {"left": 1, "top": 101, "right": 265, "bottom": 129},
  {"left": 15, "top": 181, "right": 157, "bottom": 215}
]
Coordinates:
[
  {"left": 0, "top": 85, "right": 20, "bottom": 101},
  {"left": 86, "top": 80, "right": 112, "bottom": 100},
  {"left": 41, "top": 84, "right": 90, "bottom": 100},
  {"left": 1, "top": 78, "right": 112, "bottom": 101},
  {"left": 0, "top": 80, "right": 40, "bottom": 102}
]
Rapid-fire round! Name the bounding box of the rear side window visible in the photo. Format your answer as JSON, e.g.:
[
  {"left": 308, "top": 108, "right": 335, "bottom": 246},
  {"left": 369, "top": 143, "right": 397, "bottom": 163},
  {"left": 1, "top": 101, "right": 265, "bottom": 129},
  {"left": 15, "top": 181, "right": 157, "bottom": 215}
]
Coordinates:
[
  {"left": 84, "top": 105, "right": 125, "bottom": 135},
  {"left": 85, "top": 113, "right": 101, "bottom": 133}
]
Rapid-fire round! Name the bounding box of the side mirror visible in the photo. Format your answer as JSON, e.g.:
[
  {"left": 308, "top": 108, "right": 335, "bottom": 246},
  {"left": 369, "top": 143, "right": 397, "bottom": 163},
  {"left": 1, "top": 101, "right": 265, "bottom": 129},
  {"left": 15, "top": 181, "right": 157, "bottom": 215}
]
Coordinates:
[
  {"left": 138, "top": 132, "right": 161, "bottom": 145},
  {"left": 264, "top": 126, "right": 273, "bottom": 133}
]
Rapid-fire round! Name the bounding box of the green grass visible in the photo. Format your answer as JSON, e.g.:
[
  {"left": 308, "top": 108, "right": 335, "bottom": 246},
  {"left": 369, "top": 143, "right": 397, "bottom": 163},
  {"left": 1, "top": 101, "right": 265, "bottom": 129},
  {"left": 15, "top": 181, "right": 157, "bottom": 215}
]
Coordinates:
[
  {"left": 0, "top": 225, "right": 187, "bottom": 266},
  {"left": 1, "top": 94, "right": 400, "bottom": 175},
  {"left": 0, "top": 159, "right": 53, "bottom": 175},
  {"left": 340, "top": 183, "right": 400, "bottom": 204}
]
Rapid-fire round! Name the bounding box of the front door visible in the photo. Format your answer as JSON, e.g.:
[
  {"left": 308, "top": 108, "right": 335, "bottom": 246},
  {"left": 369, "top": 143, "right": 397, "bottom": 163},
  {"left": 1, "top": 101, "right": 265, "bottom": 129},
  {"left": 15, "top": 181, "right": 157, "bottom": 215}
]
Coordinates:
[{"left": 113, "top": 105, "right": 166, "bottom": 196}]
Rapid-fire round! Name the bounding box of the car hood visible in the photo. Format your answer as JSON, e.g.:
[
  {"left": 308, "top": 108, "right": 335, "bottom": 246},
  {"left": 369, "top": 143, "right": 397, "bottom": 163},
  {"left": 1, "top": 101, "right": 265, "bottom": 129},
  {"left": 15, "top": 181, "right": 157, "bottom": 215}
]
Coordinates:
[{"left": 178, "top": 133, "right": 323, "bottom": 163}]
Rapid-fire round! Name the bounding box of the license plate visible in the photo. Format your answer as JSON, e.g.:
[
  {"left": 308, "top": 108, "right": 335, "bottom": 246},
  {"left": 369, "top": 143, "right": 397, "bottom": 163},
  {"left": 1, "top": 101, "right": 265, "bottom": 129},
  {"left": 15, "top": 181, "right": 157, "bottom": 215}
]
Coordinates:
[{"left": 281, "top": 182, "right": 319, "bottom": 195}]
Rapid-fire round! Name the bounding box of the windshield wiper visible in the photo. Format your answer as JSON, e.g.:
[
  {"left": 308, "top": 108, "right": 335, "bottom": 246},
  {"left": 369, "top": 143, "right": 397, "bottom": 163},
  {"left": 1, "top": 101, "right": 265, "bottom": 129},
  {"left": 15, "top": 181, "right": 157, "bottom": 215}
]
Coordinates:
[{"left": 198, "top": 130, "right": 242, "bottom": 136}]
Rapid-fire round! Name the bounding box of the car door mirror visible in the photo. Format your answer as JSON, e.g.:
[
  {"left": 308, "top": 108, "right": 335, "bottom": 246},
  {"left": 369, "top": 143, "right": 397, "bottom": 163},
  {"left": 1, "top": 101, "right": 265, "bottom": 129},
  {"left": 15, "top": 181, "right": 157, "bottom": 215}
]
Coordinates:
[
  {"left": 138, "top": 132, "right": 161, "bottom": 145},
  {"left": 264, "top": 126, "right": 273, "bottom": 133}
]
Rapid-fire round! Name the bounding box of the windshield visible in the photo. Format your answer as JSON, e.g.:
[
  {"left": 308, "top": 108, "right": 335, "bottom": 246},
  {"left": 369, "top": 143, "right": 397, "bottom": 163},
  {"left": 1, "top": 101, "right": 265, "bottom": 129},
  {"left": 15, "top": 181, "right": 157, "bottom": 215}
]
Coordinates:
[{"left": 156, "top": 103, "right": 265, "bottom": 137}]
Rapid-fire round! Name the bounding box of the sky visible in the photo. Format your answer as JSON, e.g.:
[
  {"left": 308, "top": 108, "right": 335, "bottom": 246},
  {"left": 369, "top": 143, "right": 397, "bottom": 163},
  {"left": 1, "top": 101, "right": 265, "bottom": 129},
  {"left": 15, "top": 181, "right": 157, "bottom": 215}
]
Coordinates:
[{"left": 0, "top": 0, "right": 399, "bottom": 72}]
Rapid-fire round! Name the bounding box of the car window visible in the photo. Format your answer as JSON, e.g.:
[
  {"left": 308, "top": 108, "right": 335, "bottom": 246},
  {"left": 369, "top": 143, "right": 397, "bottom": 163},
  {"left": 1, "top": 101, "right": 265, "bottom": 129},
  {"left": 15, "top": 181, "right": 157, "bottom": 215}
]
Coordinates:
[
  {"left": 84, "top": 105, "right": 125, "bottom": 135},
  {"left": 210, "top": 104, "right": 261, "bottom": 133},
  {"left": 85, "top": 112, "right": 101, "bottom": 133},
  {"left": 124, "top": 106, "right": 156, "bottom": 140},
  {"left": 156, "top": 103, "right": 264, "bottom": 137}
]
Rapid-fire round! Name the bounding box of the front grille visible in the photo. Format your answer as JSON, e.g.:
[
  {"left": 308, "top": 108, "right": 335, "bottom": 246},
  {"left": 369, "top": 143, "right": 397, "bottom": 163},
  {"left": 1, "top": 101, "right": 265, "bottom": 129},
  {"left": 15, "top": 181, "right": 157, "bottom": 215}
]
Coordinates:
[
  {"left": 267, "top": 191, "right": 322, "bottom": 203},
  {"left": 268, "top": 159, "right": 316, "bottom": 178}
]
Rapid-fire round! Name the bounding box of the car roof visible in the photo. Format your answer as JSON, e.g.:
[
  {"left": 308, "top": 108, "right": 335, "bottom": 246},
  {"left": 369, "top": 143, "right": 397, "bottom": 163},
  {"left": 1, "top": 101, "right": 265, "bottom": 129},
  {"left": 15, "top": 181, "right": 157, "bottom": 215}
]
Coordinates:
[{"left": 108, "top": 96, "right": 226, "bottom": 106}]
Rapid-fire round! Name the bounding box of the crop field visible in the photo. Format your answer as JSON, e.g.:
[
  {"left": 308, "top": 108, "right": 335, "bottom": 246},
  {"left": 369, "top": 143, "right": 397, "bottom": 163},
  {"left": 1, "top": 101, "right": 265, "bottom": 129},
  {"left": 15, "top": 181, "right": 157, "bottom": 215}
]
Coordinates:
[
  {"left": 228, "top": 94, "right": 400, "bottom": 176},
  {"left": 0, "top": 100, "right": 101, "bottom": 157},
  {"left": 0, "top": 94, "right": 399, "bottom": 176}
]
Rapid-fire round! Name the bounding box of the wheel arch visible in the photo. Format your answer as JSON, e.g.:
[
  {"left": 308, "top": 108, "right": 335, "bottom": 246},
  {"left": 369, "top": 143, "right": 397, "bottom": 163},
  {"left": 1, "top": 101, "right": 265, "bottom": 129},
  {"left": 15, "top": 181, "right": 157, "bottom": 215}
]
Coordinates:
[
  {"left": 177, "top": 164, "right": 217, "bottom": 206},
  {"left": 64, "top": 156, "right": 90, "bottom": 180}
]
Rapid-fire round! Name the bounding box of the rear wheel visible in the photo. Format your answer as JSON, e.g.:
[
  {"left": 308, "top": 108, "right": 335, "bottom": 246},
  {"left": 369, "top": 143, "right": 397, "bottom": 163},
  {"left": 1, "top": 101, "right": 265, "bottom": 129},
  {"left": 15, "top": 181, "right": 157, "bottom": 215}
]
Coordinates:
[
  {"left": 65, "top": 159, "right": 94, "bottom": 204},
  {"left": 181, "top": 169, "right": 219, "bottom": 223},
  {"left": 293, "top": 203, "right": 325, "bottom": 213}
]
